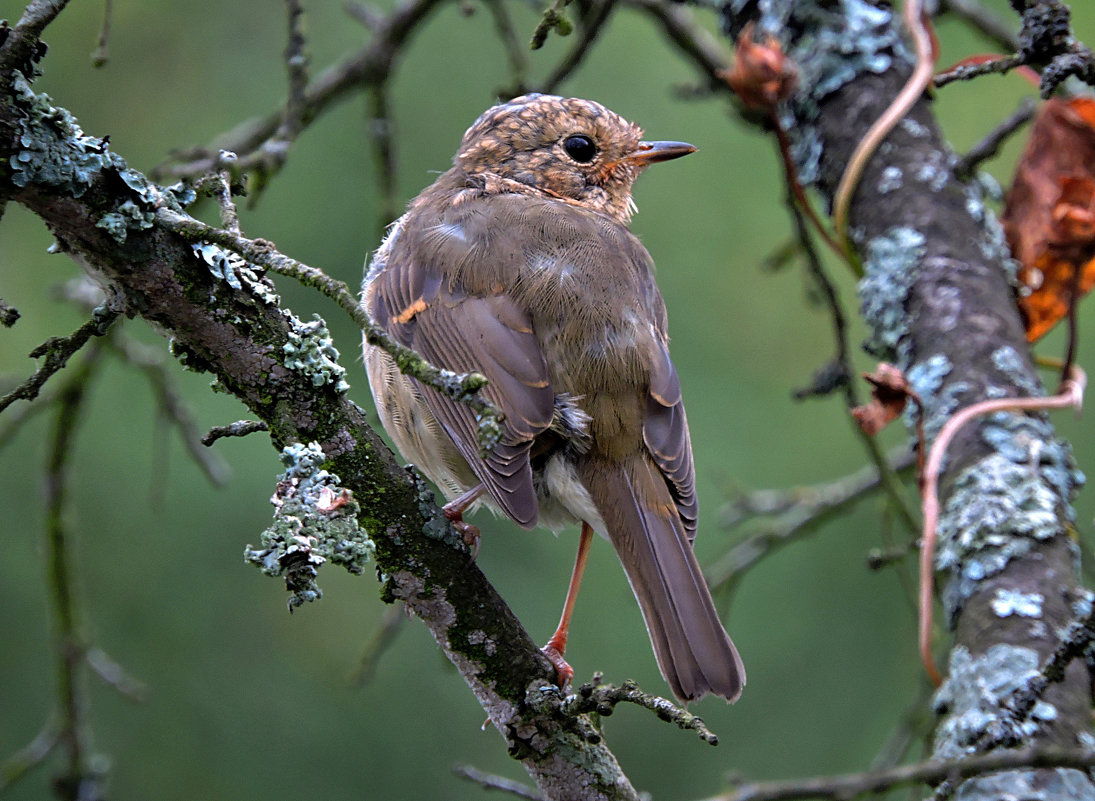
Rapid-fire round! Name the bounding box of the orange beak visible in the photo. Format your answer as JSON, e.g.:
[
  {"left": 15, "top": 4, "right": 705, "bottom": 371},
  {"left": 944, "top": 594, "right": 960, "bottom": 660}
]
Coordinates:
[{"left": 626, "top": 140, "right": 697, "bottom": 165}]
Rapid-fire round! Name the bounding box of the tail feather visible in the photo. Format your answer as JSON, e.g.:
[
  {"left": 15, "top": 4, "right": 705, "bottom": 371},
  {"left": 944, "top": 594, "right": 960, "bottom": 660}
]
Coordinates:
[{"left": 578, "top": 456, "right": 745, "bottom": 703}]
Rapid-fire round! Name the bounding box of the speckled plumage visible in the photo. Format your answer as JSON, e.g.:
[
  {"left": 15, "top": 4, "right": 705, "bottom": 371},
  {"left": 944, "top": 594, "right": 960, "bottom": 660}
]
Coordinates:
[{"left": 361, "top": 94, "right": 744, "bottom": 703}]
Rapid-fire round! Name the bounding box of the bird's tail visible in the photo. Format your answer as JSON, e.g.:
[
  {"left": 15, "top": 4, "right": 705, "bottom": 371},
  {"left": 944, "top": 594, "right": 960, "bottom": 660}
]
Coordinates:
[{"left": 578, "top": 456, "right": 745, "bottom": 703}]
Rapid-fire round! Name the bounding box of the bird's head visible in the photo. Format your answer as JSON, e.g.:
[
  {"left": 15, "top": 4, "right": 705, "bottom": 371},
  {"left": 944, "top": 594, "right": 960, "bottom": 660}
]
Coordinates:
[{"left": 453, "top": 94, "right": 694, "bottom": 223}]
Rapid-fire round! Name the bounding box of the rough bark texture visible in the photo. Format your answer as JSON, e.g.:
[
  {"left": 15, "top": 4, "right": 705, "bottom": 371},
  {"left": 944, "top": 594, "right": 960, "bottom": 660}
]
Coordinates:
[{"left": 720, "top": 0, "right": 1093, "bottom": 796}]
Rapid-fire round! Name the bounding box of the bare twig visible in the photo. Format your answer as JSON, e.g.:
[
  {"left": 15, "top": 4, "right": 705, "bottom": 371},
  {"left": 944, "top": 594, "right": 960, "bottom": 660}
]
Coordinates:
[
  {"left": 701, "top": 746, "right": 1095, "bottom": 801},
  {"left": 45, "top": 347, "right": 101, "bottom": 798},
  {"left": 453, "top": 763, "right": 545, "bottom": 800},
  {"left": 952, "top": 96, "right": 1036, "bottom": 180},
  {"left": 366, "top": 84, "right": 398, "bottom": 243},
  {"left": 202, "top": 419, "right": 269, "bottom": 446},
  {"left": 109, "top": 334, "right": 230, "bottom": 487},
  {"left": 540, "top": 0, "right": 616, "bottom": 94},
  {"left": 564, "top": 678, "right": 720, "bottom": 745},
  {"left": 918, "top": 368, "right": 1086, "bottom": 686},
  {"left": 348, "top": 604, "right": 407, "bottom": 686},
  {"left": 481, "top": 0, "right": 528, "bottom": 95},
  {"left": 0, "top": 300, "right": 122, "bottom": 414},
  {"left": 933, "top": 54, "right": 1025, "bottom": 88},
  {"left": 0, "top": 717, "right": 60, "bottom": 792},
  {"left": 938, "top": 0, "right": 1020, "bottom": 51},
  {"left": 91, "top": 0, "right": 112, "bottom": 67},
  {"left": 622, "top": 0, "right": 730, "bottom": 90},
  {"left": 85, "top": 647, "right": 147, "bottom": 703},
  {"left": 153, "top": 0, "right": 447, "bottom": 183},
  {"left": 708, "top": 448, "right": 917, "bottom": 594}
]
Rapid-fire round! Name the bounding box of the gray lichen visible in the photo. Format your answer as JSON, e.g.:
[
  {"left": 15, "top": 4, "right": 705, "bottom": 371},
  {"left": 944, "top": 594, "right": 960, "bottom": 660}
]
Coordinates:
[
  {"left": 96, "top": 200, "right": 154, "bottom": 243},
  {"left": 857, "top": 226, "right": 926, "bottom": 359},
  {"left": 244, "top": 441, "right": 374, "bottom": 611},
  {"left": 937, "top": 452, "right": 1065, "bottom": 619},
  {"left": 283, "top": 314, "right": 350, "bottom": 392},
  {"left": 992, "top": 589, "right": 1045, "bottom": 619},
  {"left": 192, "top": 242, "right": 280, "bottom": 306}
]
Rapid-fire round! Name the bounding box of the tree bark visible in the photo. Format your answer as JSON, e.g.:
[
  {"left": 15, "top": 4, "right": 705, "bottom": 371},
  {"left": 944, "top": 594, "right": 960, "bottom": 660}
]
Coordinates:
[{"left": 719, "top": 0, "right": 1093, "bottom": 795}]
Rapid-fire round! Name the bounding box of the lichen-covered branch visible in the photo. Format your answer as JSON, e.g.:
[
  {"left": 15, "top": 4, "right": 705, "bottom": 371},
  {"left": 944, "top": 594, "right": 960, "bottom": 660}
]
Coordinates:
[
  {"left": 0, "top": 20, "right": 640, "bottom": 799},
  {"left": 716, "top": 0, "right": 1093, "bottom": 796}
]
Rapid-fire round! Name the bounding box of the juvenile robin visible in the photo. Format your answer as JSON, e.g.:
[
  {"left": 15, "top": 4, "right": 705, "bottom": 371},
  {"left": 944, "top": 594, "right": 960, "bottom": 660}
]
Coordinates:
[{"left": 362, "top": 93, "right": 744, "bottom": 703}]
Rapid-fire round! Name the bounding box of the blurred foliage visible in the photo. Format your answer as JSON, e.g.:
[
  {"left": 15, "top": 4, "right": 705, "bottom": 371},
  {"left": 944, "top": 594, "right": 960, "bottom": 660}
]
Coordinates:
[{"left": 2, "top": 0, "right": 1095, "bottom": 799}]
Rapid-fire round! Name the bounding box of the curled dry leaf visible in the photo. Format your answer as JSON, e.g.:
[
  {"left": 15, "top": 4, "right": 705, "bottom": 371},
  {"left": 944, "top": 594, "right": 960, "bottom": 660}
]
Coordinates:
[
  {"left": 852, "top": 363, "right": 913, "bottom": 435},
  {"left": 720, "top": 22, "right": 797, "bottom": 111},
  {"left": 1003, "top": 97, "right": 1095, "bottom": 342}
]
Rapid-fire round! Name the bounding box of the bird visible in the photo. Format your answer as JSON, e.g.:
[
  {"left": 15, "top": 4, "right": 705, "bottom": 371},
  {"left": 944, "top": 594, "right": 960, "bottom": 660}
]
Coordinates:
[{"left": 361, "top": 93, "right": 744, "bottom": 703}]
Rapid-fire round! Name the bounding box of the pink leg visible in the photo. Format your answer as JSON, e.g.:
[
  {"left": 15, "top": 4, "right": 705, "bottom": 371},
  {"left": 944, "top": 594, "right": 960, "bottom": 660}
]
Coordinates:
[
  {"left": 443, "top": 484, "right": 486, "bottom": 550},
  {"left": 541, "top": 521, "right": 594, "bottom": 690}
]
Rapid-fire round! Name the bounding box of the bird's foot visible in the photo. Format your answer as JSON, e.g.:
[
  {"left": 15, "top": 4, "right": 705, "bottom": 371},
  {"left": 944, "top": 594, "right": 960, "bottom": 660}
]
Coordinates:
[
  {"left": 442, "top": 507, "right": 480, "bottom": 554},
  {"left": 540, "top": 641, "right": 574, "bottom": 691}
]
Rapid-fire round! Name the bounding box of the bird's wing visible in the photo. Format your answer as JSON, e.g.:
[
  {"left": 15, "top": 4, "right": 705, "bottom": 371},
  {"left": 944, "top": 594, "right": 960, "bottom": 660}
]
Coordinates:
[
  {"left": 643, "top": 333, "right": 699, "bottom": 542},
  {"left": 366, "top": 202, "right": 555, "bottom": 529}
]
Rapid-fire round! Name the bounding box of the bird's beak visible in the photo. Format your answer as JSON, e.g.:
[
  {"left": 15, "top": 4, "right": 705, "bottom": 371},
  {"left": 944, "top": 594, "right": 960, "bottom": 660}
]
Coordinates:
[{"left": 626, "top": 140, "right": 697, "bottom": 165}]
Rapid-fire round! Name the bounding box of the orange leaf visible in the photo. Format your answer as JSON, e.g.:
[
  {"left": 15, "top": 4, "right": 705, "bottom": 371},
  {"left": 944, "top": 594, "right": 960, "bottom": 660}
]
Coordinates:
[
  {"left": 1003, "top": 97, "right": 1095, "bottom": 342},
  {"left": 720, "top": 22, "right": 797, "bottom": 111},
  {"left": 852, "top": 363, "right": 911, "bottom": 435}
]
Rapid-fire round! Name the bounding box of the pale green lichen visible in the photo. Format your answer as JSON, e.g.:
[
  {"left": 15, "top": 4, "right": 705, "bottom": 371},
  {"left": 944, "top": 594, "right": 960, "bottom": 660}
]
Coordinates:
[
  {"left": 244, "top": 442, "right": 374, "bottom": 611},
  {"left": 192, "top": 243, "right": 280, "bottom": 306},
  {"left": 933, "top": 644, "right": 1052, "bottom": 758},
  {"left": 9, "top": 71, "right": 122, "bottom": 196},
  {"left": 991, "top": 588, "right": 1044, "bottom": 618},
  {"left": 96, "top": 200, "right": 154, "bottom": 243},
  {"left": 283, "top": 314, "right": 350, "bottom": 392},
  {"left": 858, "top": 226, "right": 926, "bottom": 358},
  {"left": 937, "top": 452, "right": 1068, "bottom": 619}
]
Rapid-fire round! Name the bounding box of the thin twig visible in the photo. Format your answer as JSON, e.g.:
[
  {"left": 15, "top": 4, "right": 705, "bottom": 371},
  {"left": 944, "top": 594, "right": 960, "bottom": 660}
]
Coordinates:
[
  {"left": 623, "top": 0, "right": 730, "bottom": 89},
  {"left": 348, "top": 604, "right": 407, "bottom": 686},
  {"left": 701, "top": 746, "right": 1095, "bottom": 801},
  {"left": 46, "top": 347, "right": 101, "bottom": 797},
  {"left": 918, "top": 368, "right": 1086, "bottom": 686},
  {"left": 85, "top": 647, "right": 148, "bottom": 702},
  {"left": 109, "top": 334, "right": 230, "bottom": 487},
  {"left": 481, "top": 0, "right": 528, "bottom": 95},
  {"left": 938, "top": 0, "right": 1020, "bottom": 51},
  {"left": 832, "top": 0, "right": 936, "bottom": 260},
  {"left": 366, "top": 84, "right": 398, "bottom": 243},
  {"left": 202, "top": 419, "right": 269, "bottom": 446},
  {"left": 540, "top": 0, "right": 616, "bottom": 94},
  {"left": 91, "top": 0, "right": 112, "bottom": 67},
  {"left": 0, "top": 717, "right": 60, "bottom": 791},
  {"left": 709, "top": 448, "right": 917, "bottom": 595},
  {"left": 564, "top": 678, "right": 720, "bottom": 745},
  {"left": 0, "top": 300, "right": 122, "bottom": 414},
  {"left": 153, "top": 0, "right": 447, "bottom": 183},
  {"left": 952, "top": 97, "right": 1036, "bottom": 180},
  {"left": 453, "top": 764, "right": 545, "bottom": 800},
  {"left": 933, "top": 53, "right": 1024, "bottom": 88}
]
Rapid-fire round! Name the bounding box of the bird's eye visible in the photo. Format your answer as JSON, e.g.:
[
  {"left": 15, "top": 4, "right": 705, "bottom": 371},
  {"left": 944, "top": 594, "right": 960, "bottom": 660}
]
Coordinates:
[{"left": 563, "top": 134, "right": 598, "bottom": 164}]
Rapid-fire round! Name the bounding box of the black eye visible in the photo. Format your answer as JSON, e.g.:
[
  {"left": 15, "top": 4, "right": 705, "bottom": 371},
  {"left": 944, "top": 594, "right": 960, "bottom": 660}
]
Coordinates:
[{"left": 563, "top": 134, "right": 597, "bottom": 163}]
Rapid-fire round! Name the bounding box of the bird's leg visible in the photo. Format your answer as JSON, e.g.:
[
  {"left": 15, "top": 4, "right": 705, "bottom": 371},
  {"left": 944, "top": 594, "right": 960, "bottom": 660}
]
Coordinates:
[
  {"left": 443, "top": 483, "right": 486, "bottom": 550},
  {"left": 541, "top": 521, "right": 594, "bottom": 691}
]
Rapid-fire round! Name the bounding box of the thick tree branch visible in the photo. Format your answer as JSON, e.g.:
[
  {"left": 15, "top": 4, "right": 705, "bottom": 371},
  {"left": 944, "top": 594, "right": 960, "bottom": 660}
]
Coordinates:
[{"left": 716, "top": 0, "right": 1092, "bottom": 796}]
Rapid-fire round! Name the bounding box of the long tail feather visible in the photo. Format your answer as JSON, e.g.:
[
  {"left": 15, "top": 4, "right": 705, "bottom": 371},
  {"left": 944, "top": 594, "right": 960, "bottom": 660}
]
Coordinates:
[{"left": 578, "top": 456, "right": 745, "bottom": 703}]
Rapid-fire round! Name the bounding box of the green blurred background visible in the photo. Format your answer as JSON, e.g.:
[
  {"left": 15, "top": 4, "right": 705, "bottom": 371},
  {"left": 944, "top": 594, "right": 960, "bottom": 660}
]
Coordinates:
[{"left": 2, "top": 0, "right": 1094, "bottom": 798}]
